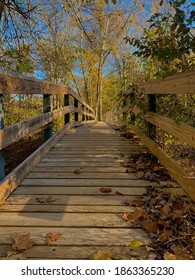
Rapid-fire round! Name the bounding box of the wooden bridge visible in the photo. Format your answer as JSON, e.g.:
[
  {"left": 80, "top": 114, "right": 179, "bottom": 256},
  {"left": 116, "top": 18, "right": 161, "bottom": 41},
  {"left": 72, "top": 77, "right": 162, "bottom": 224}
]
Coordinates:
[{"left": 0, "top": 70, "right": 194, "bottom": 259}]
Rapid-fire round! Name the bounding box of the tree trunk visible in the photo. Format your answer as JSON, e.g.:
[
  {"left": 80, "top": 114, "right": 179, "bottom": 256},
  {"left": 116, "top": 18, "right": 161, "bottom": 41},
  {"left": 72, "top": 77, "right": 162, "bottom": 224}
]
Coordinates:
[{"left": 96, "top": 60, "right": 103, "bottom": 121}]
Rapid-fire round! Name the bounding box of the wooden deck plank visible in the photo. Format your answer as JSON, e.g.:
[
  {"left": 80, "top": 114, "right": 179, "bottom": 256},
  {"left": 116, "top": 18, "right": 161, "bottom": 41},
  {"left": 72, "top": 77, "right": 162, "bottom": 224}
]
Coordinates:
[
  {"left": 0, "top": 228, "right": 150, "bottom": 245},
  {"left": 0, "top": 212, "right": 135, "bottom": 227},
  {"left": 20, "top": 178, "right": 157, "bottom": 187},
  {"left": 0, "top": 205, "right": 134, "bottom": 213},
  {"left": 31, "top": 166, "right": 129, "bottom": 173},
  {"left": 0, "top": 245, "right": 150, "bottom": 259},
  {"left": 12, "top": 186, "right": 146, "bottom": 195},
  {"left": 26, "top": 172, "right": 137, "bottom": 179},
  {"left": 4, "top": 195, "right": 139, "bottom": 205}
]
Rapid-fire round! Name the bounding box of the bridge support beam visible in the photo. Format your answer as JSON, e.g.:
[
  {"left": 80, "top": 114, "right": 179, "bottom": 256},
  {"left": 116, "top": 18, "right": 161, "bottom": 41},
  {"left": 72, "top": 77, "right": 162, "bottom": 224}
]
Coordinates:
[
  {"left": 0, "top": 94, "right": 5, "bottom": 181},
  {"left": 148, "top": 94, "right": 156, "bottom": 141},
  {"left": 43, "top": 94, "right": 53, "bottom": 141}
]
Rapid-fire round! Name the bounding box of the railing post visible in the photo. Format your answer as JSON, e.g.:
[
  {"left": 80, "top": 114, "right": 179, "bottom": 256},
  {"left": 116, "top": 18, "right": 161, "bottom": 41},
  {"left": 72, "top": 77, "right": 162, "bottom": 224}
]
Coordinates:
[
  {"left": 43, "top": 94, "right": 53, "bottom": 141},
  {"left": 64, "top": 94, "right": 70, "bottom": 124},
  {"left": 0, "top": 94, "right": 5, "bottom": 181},
  {"left": 148, "top": 94, "right": 156, "bottom": 141},
  {"left": 74, "top": 99, "right": 78, "bottom": 122},
  {"left": 86, "top": 108, "right": 89, "bottom": 121},
  {"left": 82, "top": 105, "right": 85, "bottom": 122}
]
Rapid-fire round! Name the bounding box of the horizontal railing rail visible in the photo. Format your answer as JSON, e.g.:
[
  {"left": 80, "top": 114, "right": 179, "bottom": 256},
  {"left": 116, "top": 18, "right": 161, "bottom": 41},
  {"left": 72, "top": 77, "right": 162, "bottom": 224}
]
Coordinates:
[
  {"left": 0, "top": 71, "right": 95, "bottom": 203},
  {"left": 106, "top": 70, "right": 195, "bottom": 201}
]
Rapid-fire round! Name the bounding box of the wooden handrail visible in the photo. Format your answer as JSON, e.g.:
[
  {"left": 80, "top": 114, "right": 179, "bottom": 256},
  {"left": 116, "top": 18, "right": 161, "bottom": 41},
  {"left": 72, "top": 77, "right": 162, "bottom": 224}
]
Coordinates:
[
  {"left": 0, "top": 71, "right": 94, "bottom": 113},
  {"left": 0, "top": 71, "right": 95, "bottom": 184},
  {"left": 106, "top": 70, "right": 195, "bottom": 201},
  {"left": 138, "top": 70, "right": 195, "bottom": 95}
]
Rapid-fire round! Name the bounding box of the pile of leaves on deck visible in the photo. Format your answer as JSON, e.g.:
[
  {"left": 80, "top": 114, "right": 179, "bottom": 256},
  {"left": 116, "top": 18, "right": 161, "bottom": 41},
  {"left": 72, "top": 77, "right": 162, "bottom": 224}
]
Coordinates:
[
  {"left": 124, "top": 187, "right": 195, "bottom": 260},
  {"left": 122, "top": 150, "right": 194, "bottom": 260}
]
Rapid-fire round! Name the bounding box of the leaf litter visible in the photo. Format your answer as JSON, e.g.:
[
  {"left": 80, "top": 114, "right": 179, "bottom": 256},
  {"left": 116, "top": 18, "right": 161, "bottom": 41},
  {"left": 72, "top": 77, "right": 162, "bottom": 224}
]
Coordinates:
[
  {"left": 120, "top": 152, "right": 195, "bottom": 260},
  {"left": 7, "top": 232, "right": 34, "bottom": 260},
  {"left": 123, "top": 186, "right": 195, "bottom": 260}
]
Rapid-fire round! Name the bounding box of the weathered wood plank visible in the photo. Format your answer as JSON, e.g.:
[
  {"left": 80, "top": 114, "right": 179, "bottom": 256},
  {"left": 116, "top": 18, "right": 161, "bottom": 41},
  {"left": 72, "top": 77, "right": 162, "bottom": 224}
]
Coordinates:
[
  {"left": 45, "top": 154, "right": 129, "bottom": 158},
  {"left": 129, "top": 125, "right": 195, "bottom": 202},
  {"left": 38, "top": 162, "right": 122, "bottom": 167},
  {"left": 0, "top": 245, "right": 150, "bottom": 259},
  {"left": 145, "top": 112, "right": 195, "bottom": 147},
  {"left": 20, "top": 178, "right": 157, "bottom": 187},
  {"left": 13, "top": 186, "right": 146, "bottom": 195},
  {"left": 0, "top": 204, "right": 133, "bottom": 213},
  {"left": 0, "top": 228, "right": 150, "bottom": 246},
  {"left": 41, "top": 158, "right": 123, "bottom": 163},
  {"left": 26, "top": 172, "right": 137, "bottom": 179},
  {"left": 4, "top": 195, "right": 138, "bottom": 205},
  {"left": 0, "top": 212, "right": 134, "bottom": 227},
  {"left": 32, "top": 166, "right": 128, "bottom": 173}
]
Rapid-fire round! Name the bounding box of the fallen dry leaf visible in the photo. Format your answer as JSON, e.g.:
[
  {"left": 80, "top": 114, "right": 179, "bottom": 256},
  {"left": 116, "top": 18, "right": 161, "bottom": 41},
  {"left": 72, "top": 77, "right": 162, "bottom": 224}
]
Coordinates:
[
  {"left": 74, "top": 169, "right": 81, "bottom": 175},
  {"left": 164, "top": 252, "right": 176, "bottom": 260},
  {"left": 141, "top": 219, "right": 158, "bottom": 234},
  {"left": 7, "top": 251, "right": 25, "bottom": 260},
  {"left": 157, "top": 230, "right": 172, "bottom": 243},
  {"left": 46, "top": 232, "right": 62, "bottom": 245},
  {"left": 172, "top": 245, "right": 193, "bottom": 260},
  {"left": 115, "top": 191, "right": 124, "bottom": 196},
  {"left": 12, "top": 232, "right": 34, "bottom": 251},
  {"left": 100, "top": 187, "right": 112, "bottom": 193},
  {"left": 148, "top": 253, "right": 157, "bottom": 260},
  {"left": 90, "top": 250, "right": 113, "bottom": 260},
  {"left": 133, "top": 207, "right": 143, "bottom": 224},
  {"left": 129, "top": 240, "right": 143, "bottom": 247},
  {"left": 122, "top": 212, "right": 134, "bottom": 221},
  {"left": 36, "top": 196, "right": 55, "bottom": 204},
  {"left": 127, "top": 199, "right": 143, "bottom": 207},
  {"left": 136, "top": 172, "right": 144, "bottom": 179}
]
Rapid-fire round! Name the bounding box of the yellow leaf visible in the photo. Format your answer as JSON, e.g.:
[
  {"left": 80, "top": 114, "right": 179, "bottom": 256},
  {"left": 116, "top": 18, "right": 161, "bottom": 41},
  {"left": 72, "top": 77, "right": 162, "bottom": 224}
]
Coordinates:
[{"left": 129, "top": 240, "right": 143, "bottom": 247}]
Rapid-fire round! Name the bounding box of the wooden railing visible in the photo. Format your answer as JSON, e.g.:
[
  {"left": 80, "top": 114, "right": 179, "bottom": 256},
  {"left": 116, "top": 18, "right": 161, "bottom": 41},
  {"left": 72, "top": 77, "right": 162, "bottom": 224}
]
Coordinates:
[
  {"left": 0, "top": 71, "right": 95, "bottom": 203},
  {"left": 106, "top": 70, "right": 195, "bottom": 201}
]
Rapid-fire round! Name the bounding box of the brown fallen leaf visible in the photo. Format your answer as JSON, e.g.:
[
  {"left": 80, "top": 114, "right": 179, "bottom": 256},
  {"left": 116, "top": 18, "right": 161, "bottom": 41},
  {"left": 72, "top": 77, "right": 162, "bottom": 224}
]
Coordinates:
[
  {"left": 90, "top": 250, "right": 113, "bottom": 260},
  {"left": 133, "top": 207, "right": 143, "bottom": 224},
  {"left": 12, "top": 232, "right": 34, "bottom": 251},
  {"left": 100, "top": 187, "right": 112, "bottom": 193},
  {"left": 164, "top": 252, "right": 176, "bottom": 260},
  {"left": 136, "top": 172, "right": 145, "bottom": 179},
  {"left": 136, "top": 163, "right": 145, "bottom": 171},
  {"left": 122, "top": 212, "right": 134, "bottom": 221},
  {"left": 141, "top": 218, "right": 158, "bottom": 234},
  {"left": 74, "top": 169, "right": 81, "bottom": 175},
  {"left": 153, "top": 165, "right": 160, "bottom": 172},
  {"left": 46, "top": 232, "right": 62, "bottom": 245},
  {"left": 148, "top": 253, "right": 157, "bottom": 260},
  {"left": 7, "top": 251, "right": 25, "bottom": 260},
  {"left": 127, "top": 199, "right": 143, "bottom": 207},
  {"left": 172, "top": 245, "right": 193, "bottom": 260},
  {"left": 157, "top": 230, "right": 172, "bottom": 243},
  {"left": 36, "top": 196, "right": 55, "bottom": 204},
  {"left": 115, "top": 191, "right": 124, "bottom": 196}
]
